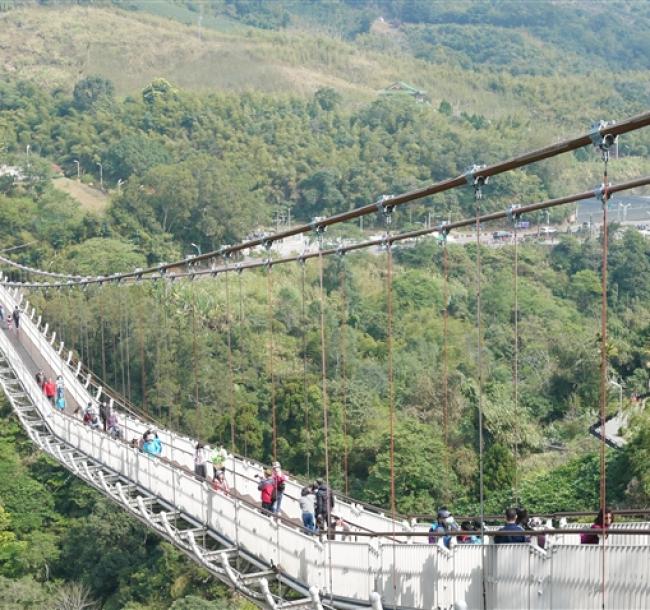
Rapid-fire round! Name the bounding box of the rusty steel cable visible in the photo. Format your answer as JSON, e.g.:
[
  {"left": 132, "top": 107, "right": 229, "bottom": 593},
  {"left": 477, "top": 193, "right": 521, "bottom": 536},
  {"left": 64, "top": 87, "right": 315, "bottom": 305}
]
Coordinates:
[
  {"left": 316, "top": 237, "right": 334, "bottom": 602},
  {"left": 266, "top": 259, "right": 277, "bottom": 461},
  {"left": 474, "top": 185, "right": 487, "bottom": 610},
  {"left": 339, "top": 257, "right": 350, "bottom": 496},
  {"left": 513, "top": 218, "right": 520, "bottom": 500},
  {"left": 225, "top": 262, "right": 237, "bottom": 454},
  {"left": 442, "top": 236, "right": 450, "bottom": 501},
  {"left": 301, "top": 260, "right": 311, "bottom": 478},
  {"left": 8, "top": 112, "right": 650, "bottom": 287},
  {"left": 385, "top": 223, "right": 398, "bottom": 610},
  {"left": 191, "top": 288, "right": 201, "bottom": 440},
  {"left": 11, "top": 175, "right": 650, "bottom": 291},
  {"left": 599, "top": 155, "right": 611, "bottom": 610}
]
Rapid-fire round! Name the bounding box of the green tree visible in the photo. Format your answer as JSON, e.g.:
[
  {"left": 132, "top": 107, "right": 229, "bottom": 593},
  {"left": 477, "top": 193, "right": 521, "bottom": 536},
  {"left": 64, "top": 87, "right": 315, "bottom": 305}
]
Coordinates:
[
  {"left": 103, "top": 135, "right": 171, "bottom": 180},
  {"left": 483, "top": 443, "right": 515, "bottom": 497},
  {"left": 73, "top": 76, "right": 115, "bottom": 112}
]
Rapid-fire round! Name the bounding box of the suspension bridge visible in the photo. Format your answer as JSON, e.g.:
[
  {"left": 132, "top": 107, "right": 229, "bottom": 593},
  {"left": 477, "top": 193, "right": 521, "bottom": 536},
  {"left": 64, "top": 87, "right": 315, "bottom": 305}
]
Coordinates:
[{"left": 1, "top": 113, "right": 650, "bottom": 609}]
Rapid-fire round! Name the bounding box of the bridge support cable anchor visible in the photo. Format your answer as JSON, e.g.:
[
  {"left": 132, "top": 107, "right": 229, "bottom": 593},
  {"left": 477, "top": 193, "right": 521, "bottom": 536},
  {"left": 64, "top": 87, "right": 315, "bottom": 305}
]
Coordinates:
[
  {"left": 590, "top": 120, "right": 618, "bottom": 163},
  {"left": 464, "top": 164, "right": 489, "bottom": 200}
]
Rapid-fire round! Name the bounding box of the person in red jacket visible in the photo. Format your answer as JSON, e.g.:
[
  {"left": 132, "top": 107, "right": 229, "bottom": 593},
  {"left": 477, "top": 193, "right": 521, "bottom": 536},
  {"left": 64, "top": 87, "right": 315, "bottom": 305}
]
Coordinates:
[
  {"left": 257, "top": 469, "right": 275, "bottom": 513},
  {"left": 581, "top": 508, "right": 613, "bottom": 544},
  {"left": 43, "top": 378, "right": 56, "bottom": 405}
]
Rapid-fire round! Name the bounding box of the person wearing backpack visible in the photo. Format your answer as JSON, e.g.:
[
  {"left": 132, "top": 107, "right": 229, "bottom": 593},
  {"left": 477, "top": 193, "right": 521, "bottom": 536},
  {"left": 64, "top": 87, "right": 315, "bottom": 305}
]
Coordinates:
[
  {"left": 314, "top": 479, "right": 334, "bottom": 527},
  {"left": 257, "top": 469, "right": 275, "bottom": 513},
  {"left": 272, "top": 461, "right": 287, "bottom": 514}
]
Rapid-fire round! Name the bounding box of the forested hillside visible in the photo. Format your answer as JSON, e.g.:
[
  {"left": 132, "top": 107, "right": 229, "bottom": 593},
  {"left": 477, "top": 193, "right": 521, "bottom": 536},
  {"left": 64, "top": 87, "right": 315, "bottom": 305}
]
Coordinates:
[{"left": 1, "top": 1, "right": 650, "bottom": 608}]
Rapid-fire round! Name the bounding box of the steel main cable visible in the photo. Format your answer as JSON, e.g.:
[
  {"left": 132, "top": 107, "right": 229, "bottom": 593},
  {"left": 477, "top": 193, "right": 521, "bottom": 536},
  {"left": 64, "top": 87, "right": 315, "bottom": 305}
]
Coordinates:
[
  {"left": 7, "top": 175, "right": 650, "bottom": 291},
  {"left": 6, "top": 113, "right": 649, "bottom": 286}
]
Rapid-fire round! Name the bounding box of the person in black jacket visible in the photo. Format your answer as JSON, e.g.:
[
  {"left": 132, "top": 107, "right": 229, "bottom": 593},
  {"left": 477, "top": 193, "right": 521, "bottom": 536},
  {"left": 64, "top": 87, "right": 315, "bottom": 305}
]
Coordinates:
[{"left": 314, "top": 479, "right": 334, "bottom": 527}]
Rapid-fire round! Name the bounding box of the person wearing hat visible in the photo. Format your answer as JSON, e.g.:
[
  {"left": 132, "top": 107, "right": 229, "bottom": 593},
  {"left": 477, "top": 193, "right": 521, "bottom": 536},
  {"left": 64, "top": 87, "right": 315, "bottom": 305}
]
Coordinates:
[
  {"left": 257, "top": 468, "right": 275, "bottom": 513},
  {"left": 429, "top": 507, "right": 458, "bottom": 547}
]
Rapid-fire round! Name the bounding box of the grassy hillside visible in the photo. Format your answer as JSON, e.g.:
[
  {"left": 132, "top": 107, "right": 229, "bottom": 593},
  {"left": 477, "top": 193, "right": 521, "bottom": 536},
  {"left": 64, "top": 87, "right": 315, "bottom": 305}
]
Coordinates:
[{"left": 0, "top": 3, "right": 648, "bottom": 132}]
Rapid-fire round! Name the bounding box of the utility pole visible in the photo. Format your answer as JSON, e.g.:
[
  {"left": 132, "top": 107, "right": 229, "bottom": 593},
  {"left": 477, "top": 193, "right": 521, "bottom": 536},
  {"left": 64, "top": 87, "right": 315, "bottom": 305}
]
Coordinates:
[
  {"left": 73, "top": 159, "right": 80, "bottom": 180},
  {"left": 96, "top": 161, "right": 103, "bottom": 190}
]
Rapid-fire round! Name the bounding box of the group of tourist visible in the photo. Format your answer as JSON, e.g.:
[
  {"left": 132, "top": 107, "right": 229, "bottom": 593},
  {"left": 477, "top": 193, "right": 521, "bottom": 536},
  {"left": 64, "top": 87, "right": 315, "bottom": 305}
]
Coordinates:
[
  {"left": 297, "top": 480, "right": 335, "bottom": 533},
  {"left": 35, "top": 370, "right": 66, "bottom": 410},
  {"left": 256, "top": 462, "right": 288, "bottom": 513},
  {"left": 0, "top": 304, "right": 20, "bottom": 331},
  {"left": 429, "top": 506, "right": 614, "bottom": 547}
]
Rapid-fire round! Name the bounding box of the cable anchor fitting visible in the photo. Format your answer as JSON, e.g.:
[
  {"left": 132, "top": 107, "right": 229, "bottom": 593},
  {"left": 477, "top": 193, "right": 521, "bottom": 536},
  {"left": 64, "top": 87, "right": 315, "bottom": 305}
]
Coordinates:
[
  {"left": 374, "top": 195, "right": 394, "bottom": 227},
  {"left": 590, "top": 120, "right": 618, "bottom": 162},
  {"left": 438, "top": 221, "right": 450, "bottom": 245},
  {"left": 594, "top": 183, "right": 611, "bottom": 207},
  {"left": 464, "top": 164, "right": 489, "bottom": 200},
  {"left": 506, "top": 204, "right": 522, "bottom": 224}
]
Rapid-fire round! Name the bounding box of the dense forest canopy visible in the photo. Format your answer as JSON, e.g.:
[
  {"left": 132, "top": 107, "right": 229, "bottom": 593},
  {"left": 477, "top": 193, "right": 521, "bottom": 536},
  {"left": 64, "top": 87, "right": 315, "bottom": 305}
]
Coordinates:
[{"left": 1, "top": 1, "right": 650, "bottom": 608}]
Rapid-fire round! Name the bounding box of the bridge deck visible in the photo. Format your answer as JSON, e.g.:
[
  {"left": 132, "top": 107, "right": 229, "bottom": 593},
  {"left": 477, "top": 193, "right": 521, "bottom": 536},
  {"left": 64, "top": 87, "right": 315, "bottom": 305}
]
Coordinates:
[{"left": 1, "top": 284, "right": 649, "bottom": 610}]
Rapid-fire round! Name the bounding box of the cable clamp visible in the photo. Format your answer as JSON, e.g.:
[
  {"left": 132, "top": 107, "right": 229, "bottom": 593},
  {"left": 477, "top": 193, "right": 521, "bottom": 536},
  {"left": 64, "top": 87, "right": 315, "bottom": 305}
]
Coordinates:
[
  {"left": 336, "top": 245, "right": 346, "bottom": 257},
  {"left": 506, "top": 204, "right": 522, "bottom": 224},
  {"left": 464, "top": 164, "right": 489, "bottom": 186},
  {"left": 375, "top": 194, "right": 394, "bottom": 218},
  {"left": 381, "top": 235, "right": 392, "bottom": 250},
  {"left": 589, "top": 120, "right": 618, "bottom": 152},
  {"left": 594, "top": 183, "right": 610, "bottom": 205},
  {"left": 439, "top": 221, "right": 450, "bottom": 243},
  {"left": 464, "top": 164, "right": 489, "bottom": 199},
  {"left": 297, "top": 251, "right": 307, "bottom": 265},
  {"left": 235, "top": 263, "right": 243, "bottom": 275},
  {"left": 262, "top": 239, "right": 273, "bottom": 251}
]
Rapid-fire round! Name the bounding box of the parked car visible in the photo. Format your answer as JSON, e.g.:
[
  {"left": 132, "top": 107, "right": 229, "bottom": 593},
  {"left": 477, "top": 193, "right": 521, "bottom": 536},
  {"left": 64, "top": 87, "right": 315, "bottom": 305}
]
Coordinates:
[{"left": 492, "top": 230, "right": 512, "bottom": 241}]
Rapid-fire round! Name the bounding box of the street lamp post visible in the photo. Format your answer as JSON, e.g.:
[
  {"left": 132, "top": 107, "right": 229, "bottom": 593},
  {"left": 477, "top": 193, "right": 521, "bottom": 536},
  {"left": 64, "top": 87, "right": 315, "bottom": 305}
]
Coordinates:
[
  {"left": 191, "top": 243, "right": 202, "bottom": 256},
  {"left": 96, "top": 162, "right": 103, "bottom": 190},
  {"left": 73, "top": 159, "right": 80, "bottom": 180}
]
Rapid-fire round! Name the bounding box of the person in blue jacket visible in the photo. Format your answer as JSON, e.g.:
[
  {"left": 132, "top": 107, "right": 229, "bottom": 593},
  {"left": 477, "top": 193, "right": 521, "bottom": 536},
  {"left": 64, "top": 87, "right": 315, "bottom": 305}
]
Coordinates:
[{"left": 142, "top": 430, "right": 162, "bottom": 456}]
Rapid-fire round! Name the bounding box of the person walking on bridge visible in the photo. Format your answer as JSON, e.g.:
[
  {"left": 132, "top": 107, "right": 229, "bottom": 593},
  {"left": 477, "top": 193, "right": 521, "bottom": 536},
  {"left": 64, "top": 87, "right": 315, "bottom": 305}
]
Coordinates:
[
  {"left": 43, "top": 378, "right": 56, "bottom": 405},
  {"left": 257, "top": 469, "right": 275, "bottom": 513},
  {"left": 272, "top": 461, "right": 286, "bottom": 514},
  {"left": 314, "top": 479, "right": 334, "bottom": 528},
  {"left": 12, "top": 306, "right": 20, "bottom": 331},
  {"left": 194, "top": 442, "right": 208, "bottom": 479}
]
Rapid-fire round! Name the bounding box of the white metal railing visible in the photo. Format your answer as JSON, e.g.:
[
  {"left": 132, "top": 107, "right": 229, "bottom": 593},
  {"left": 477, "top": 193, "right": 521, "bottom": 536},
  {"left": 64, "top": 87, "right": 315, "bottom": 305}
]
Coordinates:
[{"left": 3, "top": 284, "right": 650, "bottom": 609}]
